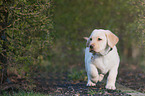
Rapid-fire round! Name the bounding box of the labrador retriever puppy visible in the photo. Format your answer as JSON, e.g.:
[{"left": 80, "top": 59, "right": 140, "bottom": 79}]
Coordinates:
[{"left": 84, "top": 29, "right": 120, "bottom": 90}]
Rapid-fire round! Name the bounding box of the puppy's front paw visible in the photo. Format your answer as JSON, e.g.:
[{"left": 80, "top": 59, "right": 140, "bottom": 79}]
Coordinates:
[
  {"left": 86, "top": 81, "right": 96, "bottom": 86},
  {"left": 99, "top": 74, "right": 104, "bottom": 82},
  {"left": 105, "top": 84, "right": 116, "bottom": 90}
]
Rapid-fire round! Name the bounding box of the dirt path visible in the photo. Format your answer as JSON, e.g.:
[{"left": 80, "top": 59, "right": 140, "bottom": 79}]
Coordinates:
[
  {"left": 117, "top": 68, "right": 145, "bottom": 93},
  {"left": 32, "top": 64, "right": 145, "bottom": 95},
  {"left": 33, "top": 73, "right": 129, "bottom": 96},
  {"left": 1, "top": 63, "right": 144, "bottom": 95}
]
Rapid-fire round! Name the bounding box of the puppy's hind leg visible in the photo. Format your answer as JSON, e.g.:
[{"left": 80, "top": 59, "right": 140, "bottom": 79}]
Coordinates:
[{"left": 86, "top": 64, "right": 99, "bottom": 86}]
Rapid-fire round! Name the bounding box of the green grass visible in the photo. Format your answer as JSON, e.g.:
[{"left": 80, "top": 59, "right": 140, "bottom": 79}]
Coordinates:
[
  {"left": 88, "top": 89, "right": 99, "bottom": 95},
  {"left": 68, "top": 69, "right": 87, "bottom": 81},
  {"left": 2, "top": 91, "right": 48, "bottom": 96}
]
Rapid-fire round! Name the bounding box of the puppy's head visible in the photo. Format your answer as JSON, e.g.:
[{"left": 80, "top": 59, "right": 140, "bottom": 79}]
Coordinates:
[{"left": 84, "top": 29, "right": 119, "bottom": 53}]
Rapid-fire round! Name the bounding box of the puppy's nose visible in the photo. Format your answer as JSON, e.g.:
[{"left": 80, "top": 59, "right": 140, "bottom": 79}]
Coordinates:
[{"left": 90, "top": 45, "right": 94, "bottom": 49}]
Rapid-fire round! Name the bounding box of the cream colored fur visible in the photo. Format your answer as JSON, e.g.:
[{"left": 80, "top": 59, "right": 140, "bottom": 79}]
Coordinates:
[{"left": 85, "top": 29, "right": 120, "bottom": 90}]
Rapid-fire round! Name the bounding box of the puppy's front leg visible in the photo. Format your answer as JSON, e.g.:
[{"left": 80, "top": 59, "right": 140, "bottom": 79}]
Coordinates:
[
  {"left": 105, "top": 67, "right": 118, "bottom": 90},
  {"left": 87, "top": 64, "right": 99, "bottom": 86}
]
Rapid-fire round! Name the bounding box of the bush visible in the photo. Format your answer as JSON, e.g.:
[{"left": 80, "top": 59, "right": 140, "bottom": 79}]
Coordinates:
[{"left": 0, "top": 0, "right": 54, "bottom": 80}]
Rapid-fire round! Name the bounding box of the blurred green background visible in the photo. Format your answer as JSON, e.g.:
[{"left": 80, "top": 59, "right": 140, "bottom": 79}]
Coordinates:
[
  {"left": 53, "top": 0, "right": 145, "bottom": 72},
  {"left": 0, "top": 0, "right": 144, "bottom": 83}
]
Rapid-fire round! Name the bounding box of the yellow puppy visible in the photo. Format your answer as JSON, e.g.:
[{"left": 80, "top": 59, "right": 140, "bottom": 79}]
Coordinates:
[{"left": 84, "top": 29, "right": 120, "bottom": 90}]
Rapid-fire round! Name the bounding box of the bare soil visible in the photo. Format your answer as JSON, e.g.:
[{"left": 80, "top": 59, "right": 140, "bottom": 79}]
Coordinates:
[{"left": 33, "top": 73, "right": 129, "bottom": 96}]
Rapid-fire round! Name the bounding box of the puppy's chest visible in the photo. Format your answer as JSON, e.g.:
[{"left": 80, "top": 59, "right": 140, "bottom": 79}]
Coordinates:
[{"left": 91, "top": 55, "right": 111, "bottom": 72}]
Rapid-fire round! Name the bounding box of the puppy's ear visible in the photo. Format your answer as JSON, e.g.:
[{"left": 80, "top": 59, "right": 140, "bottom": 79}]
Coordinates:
[
  {"left": 105, "top": 31, "right": 119, "bottom": 48},
  {"left": 83, "top": 37, "right": 90, "bottom": 47},
  {"left": 83, "top": 37, "right": 89, "bottom": 40}
]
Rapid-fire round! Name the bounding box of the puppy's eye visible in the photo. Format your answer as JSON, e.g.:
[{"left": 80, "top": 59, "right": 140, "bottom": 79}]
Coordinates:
[
  {"left": 90, "top": 38, "right": 92, "bottom": 41},
  {"left": 98, "top": 38, "right": 102, "bottom": 41}
]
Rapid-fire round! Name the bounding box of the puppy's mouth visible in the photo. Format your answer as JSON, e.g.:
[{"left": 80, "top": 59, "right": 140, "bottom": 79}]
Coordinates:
[
  {"left": 90, "top": 49, "right": 100, "bottom": 55},
  {"left": 89, "top": 49, "right": 96, "bottom": 53}
]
